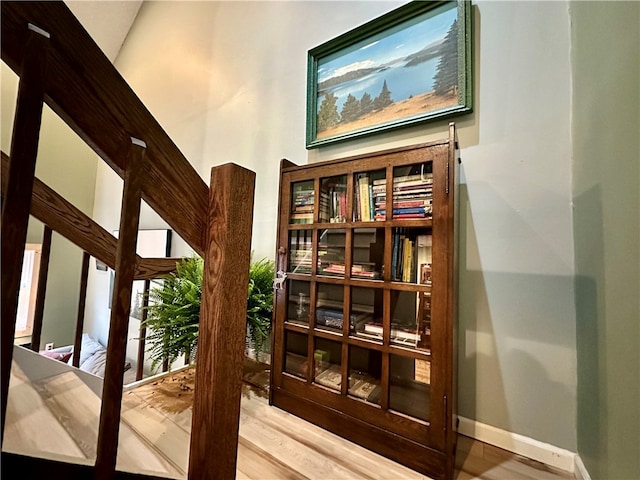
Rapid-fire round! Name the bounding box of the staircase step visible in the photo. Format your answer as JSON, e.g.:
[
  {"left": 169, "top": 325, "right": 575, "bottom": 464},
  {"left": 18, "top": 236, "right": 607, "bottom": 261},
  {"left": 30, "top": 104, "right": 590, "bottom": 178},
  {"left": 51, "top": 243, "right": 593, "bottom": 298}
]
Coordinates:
[{"left": 3, "top": 363, "right": 88, "bottom": 462}]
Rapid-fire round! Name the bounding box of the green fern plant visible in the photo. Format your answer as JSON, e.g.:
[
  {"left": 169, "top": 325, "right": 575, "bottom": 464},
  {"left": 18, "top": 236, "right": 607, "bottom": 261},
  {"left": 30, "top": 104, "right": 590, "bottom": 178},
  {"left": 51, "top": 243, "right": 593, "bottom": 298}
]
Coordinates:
[
  {"left": 142, "top": 256, "right": 202, "bottom": 370},
  {"left": 246, "top": 256, "right": 275, "bottom": 362},
  {"left": 142, "top": 253, "right": 275, "bottom": 370}
]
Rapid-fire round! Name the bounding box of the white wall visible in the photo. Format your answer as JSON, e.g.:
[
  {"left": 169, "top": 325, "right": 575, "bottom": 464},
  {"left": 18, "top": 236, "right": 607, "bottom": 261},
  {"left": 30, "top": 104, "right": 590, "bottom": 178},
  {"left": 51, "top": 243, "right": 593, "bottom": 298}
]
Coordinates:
[{"left": 89, "top": 0, "right": 577, "bottom": 451}]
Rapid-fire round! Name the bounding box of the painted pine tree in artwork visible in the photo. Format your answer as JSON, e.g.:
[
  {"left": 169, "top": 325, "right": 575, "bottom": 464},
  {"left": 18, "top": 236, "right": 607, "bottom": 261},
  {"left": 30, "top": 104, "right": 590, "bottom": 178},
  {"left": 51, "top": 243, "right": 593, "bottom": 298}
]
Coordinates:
[
  {"left": 433, "top": 19, "right": 458, "bottom": 96},
  {"left": 340, "top": 93, "right": 361, "bottom": 123},
  {"left": 373, "top": 80, "right": 393, "bottom": 110},
  {"left": 359, "top": 92, "right": 374, "bottom": 115},
  {"left": 317, "top": 92, "right": 340, "bottom": 131}
]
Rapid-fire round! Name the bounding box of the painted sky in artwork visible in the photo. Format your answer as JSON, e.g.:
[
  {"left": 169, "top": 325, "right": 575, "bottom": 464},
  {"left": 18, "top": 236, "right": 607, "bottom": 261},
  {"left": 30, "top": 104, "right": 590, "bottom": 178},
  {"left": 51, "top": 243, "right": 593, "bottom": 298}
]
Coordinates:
[{"left": 317, "top": 3, "right": 457, "bottom": 84}]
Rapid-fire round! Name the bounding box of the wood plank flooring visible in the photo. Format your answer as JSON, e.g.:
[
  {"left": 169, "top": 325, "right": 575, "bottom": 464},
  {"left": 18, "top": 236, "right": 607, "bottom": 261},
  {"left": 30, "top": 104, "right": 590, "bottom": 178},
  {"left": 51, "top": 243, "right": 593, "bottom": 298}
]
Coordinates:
[{"left": 4, "top": 354, "right": 576, "bottom": 480}]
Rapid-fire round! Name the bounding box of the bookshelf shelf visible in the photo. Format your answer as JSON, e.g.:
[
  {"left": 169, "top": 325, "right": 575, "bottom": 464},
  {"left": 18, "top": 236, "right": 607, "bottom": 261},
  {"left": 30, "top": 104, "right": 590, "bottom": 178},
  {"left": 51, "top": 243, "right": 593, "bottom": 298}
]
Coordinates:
[{"left": 270, "top": 124, "right": 459, "bottom": 480}]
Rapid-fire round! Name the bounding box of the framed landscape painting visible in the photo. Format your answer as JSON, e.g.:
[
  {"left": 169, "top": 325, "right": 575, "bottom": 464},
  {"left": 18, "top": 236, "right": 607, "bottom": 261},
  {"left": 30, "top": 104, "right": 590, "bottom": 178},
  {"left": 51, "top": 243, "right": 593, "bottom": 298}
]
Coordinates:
[{"left": 306, "top": 0, "right": 472, "bottom": 148}]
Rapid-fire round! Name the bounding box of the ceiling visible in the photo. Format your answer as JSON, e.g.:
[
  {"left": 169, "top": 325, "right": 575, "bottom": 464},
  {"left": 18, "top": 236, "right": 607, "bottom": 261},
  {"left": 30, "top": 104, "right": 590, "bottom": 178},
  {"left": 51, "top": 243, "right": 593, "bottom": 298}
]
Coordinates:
[{"left": 65, "top": 1, "right": 143, "bottom": 62}]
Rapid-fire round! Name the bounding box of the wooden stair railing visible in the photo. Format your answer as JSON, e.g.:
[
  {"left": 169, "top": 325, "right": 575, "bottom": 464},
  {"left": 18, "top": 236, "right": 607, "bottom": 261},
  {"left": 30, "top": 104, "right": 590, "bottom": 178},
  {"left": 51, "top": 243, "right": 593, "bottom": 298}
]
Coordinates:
[
  {"left": 0, "top": 152, "right": 182, "bottom": 281},
  {"left": 1, "top": 150, "right": 183, "bottom": 372},
  {"left": 1, "top": 2, "right": 256, "bottom": 479}
]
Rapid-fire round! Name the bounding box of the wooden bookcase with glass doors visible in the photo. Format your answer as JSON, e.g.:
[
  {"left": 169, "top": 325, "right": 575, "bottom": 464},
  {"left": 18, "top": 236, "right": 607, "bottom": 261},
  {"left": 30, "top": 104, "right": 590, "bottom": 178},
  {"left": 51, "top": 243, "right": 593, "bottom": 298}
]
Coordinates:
[{"left": 270, "top": 124, "right": 459, "bottom": 480}]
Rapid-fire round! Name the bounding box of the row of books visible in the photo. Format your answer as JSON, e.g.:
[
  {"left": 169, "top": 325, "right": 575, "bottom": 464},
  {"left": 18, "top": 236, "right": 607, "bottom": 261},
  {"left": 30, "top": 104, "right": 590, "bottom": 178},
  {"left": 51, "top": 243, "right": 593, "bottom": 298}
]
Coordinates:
[
  {"left": 318, "top": 261, "right": 381, "bottom": 279},
  {"left": 392, "top": 230, "right": 418, "bottom": 282},
  {"left": 354, "top": 173, "right": 385, "bottom": 222},
  {"left": 320, "top": 185, "right": 347, "bottom": 223},
  {"left": 377, "top": 172, "right": 433, "bottom": 220},
  {"left": 291, "top": 182, "right": 314, "bottom": 224}
]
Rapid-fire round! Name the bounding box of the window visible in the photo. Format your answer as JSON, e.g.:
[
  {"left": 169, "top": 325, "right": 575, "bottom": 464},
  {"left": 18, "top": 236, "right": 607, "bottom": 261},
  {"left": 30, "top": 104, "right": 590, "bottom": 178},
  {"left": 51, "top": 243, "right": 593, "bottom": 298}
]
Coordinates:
[{"left": 15, "top": 244, "right": 42, "bottom": 339}]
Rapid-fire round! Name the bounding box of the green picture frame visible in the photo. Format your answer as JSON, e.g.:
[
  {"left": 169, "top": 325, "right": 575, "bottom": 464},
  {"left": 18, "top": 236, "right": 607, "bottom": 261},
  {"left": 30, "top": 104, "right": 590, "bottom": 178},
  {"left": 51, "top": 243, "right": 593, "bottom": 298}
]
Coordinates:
[{"left": 306, "top": 0, "right": 472, "bottom": 149}]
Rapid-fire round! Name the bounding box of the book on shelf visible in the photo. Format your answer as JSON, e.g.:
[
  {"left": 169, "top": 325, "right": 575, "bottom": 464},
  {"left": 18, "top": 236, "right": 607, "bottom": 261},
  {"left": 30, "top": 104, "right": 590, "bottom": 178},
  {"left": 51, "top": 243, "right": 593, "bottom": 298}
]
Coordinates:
[
  {"left": 391, "top": 328, "right": 419, "bottom": 343},
  {"left": 316, "top": 308, "right": 371, "bottom": 331},
  {"left": 363, "top": 322, "right": 383, "bottom": 336},
  {"left": 358, "top": 174, "right": 371, "bottom": 222},
  {"left": 351, "top": 262, "right": 381, "bottom": 279},
  {"left": 348, "top": 372, "right": 381, "bottom": 403},
  {"left": 420, "top": 263, "right": 432, "bottom": 285},
  {"left": 353, "top": 330, "right": 383, "bottom": 342},
  {"left": 315, "top": 364, "right": 342, "bottom": 390},
  {"left": 354, "top": 177, "right": 361, "bottom": 221},
  {"left": 363, "top": 322, "right": 420, "bottom": 343},
  {"left": 368, "top": 183, "right": 374, "bottom": 220},
  {"left": 290, "top": 213, "right": 313, "bottom": 224},
  {"left": 376, "top": 200, "right": 430, "bottom": 209},
  {"left": 320, "top": 263, "right": 346, "bottom": 275},
  {"left": 388, "top": 173, "right": 429, "bottom": 184}
]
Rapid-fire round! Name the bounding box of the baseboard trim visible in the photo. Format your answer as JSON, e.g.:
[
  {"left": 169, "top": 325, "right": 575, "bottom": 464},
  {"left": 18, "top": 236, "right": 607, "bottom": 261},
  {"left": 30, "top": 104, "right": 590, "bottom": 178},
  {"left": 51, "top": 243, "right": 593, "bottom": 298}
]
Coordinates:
[
  {"left": 574, "top": 454, "right": 592, "bottom": 480},
  {"left": 457, "top": 416, "right": 576, "bottom": 473}
]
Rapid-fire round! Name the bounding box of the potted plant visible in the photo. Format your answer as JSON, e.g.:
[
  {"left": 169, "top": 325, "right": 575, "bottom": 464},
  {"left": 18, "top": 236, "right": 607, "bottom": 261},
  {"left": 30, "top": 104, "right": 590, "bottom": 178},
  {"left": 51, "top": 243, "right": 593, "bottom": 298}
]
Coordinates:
[{"left": 142, "top": 253, "right": 275, "bottom": 371}]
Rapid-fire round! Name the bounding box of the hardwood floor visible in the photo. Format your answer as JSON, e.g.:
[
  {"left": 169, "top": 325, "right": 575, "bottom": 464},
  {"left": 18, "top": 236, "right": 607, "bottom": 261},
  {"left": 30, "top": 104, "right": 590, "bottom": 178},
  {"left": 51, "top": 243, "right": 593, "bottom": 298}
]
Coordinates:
[
  {"left": 237, "top": 385, "right": 575, "bottom": 480},
  {"left": 4, "top": 354, "right": 576, "bottom": 480}
]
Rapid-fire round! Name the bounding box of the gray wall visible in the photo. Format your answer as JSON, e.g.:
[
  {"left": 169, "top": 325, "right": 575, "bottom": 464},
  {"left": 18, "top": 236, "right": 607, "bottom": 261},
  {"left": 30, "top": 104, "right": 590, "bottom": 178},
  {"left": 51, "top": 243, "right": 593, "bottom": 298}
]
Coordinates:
[{"left": 571, "top": 2, "right": 640, "bottom": 479}]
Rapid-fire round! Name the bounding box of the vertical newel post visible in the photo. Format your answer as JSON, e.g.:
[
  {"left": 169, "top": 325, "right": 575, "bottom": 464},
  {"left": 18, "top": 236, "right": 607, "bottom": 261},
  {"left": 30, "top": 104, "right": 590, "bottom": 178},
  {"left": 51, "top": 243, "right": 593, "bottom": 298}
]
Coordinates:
[
  {"left": 188, "top": 164, "right": 255, "bottom": 480},
  {"left": 0, "top": 23, "right": 50, "bottom": 442},
  {"left": 94, "top": 138, "right": 146, "bottom": 480}
]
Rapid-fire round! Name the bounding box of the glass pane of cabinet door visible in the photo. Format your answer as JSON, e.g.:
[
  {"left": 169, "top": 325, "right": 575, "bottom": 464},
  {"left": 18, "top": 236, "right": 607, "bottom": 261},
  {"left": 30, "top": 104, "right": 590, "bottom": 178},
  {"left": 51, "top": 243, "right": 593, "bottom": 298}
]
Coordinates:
[
  {"left": 288, "top": 229, "right": 312, "bottom": 274},
  {"left": 390, "top": 228, "right": 432, "bottom": 284},
  {"left": 315, "top": 283, "right": 344, "bottom": 333},
  {"left": 389, "top": 353, "right": 431, "bottom": 422},
  {"left": 290, "top": 180, "right": 314, "bottom": 224},
  {"left": 350, "top": 286, "right": 382, "bottom": 343},
  {"left": 317, "top": 229, "right": 346, "bottom": 276},
  {"left": 313, "top": 338, "right": 342, "bottom": 392},
  {"left": 352, "top": 228, "right": 384, "bottom": 279},
  {"left": 320, "top": 175, "right": 347, "bottom": 223},
  {"left": 287, "top": 280, "right": 311, "bottom": 326},
  {"left": 284, "top": 331, "right": 308, "bottom": 379},
  {"left": 348, "top": 346, "right": 381, "bottom": 405},
  {"left": 389, "top": 289, "right": 431, "bottom": 350},
  {"left": 391, "top": 162, "right": 433, "bottom": 220}
]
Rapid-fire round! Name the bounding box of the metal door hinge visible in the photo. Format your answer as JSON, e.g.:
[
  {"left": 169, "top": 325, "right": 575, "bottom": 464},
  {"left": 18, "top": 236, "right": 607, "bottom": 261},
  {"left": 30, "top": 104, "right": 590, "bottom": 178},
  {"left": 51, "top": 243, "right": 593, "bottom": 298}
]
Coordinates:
[
  {"left": 444, "top": 394, "right": 448, "bottom": 431},
  {"left": 445, "top": 162, "right": 450, "bottom": 195}
]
